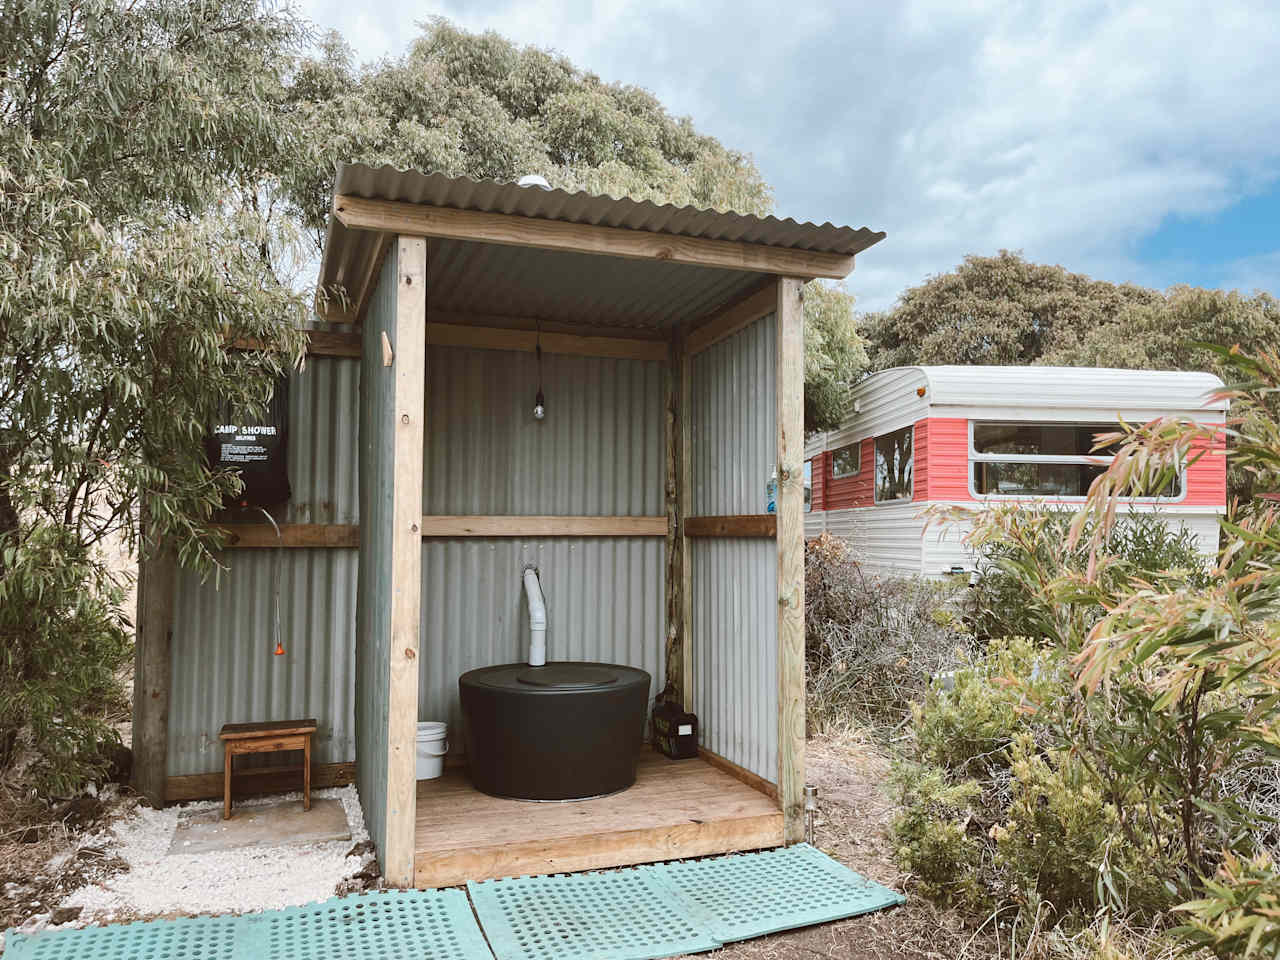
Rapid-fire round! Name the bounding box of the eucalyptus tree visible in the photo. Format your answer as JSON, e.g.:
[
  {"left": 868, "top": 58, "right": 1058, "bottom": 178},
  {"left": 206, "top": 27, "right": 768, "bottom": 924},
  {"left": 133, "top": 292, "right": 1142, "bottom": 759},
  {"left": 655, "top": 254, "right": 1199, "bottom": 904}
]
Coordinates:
[
  {"left": 0, "top": 0, "right": 309, "bottom": 790},
  {"left": 285, "top": 20, "right": 866, "bottom": 432}
]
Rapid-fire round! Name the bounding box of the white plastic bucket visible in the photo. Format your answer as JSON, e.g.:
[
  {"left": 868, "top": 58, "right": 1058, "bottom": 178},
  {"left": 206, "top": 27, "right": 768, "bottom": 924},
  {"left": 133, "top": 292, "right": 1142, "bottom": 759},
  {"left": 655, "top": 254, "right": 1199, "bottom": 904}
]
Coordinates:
[{"left": 415, "top": 721, "right": 448, "bottom": 781}]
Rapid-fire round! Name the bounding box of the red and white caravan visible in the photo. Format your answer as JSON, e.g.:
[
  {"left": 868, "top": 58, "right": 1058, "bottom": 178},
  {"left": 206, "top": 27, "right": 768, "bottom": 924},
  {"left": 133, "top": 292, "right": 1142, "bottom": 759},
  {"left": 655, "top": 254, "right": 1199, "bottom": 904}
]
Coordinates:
[{"left": 804, "top": 366, "right": 1228, "bottom": 578}]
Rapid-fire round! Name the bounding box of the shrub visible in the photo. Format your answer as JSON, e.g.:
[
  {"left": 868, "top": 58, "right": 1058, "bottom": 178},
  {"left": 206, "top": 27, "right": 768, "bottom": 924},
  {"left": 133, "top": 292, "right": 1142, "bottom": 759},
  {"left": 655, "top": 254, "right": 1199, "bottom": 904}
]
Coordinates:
[
  {"left": 965, "top": 509, "right": 1208, "bottom": 643},
  {"left": 805, "top": 533, "right": 972, "bottom": 731},
  {"left": 0, "top": 523, "right": 131, "bottom": 796},
  {"left": 894, "top": 506, "right": 1264, "bottom": 935}
]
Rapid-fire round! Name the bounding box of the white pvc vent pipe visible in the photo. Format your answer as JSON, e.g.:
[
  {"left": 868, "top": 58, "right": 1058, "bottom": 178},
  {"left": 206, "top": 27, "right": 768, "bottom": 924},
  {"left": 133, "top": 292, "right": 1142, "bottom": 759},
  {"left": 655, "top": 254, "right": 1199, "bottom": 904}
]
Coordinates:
[{"left": 523, "top": 566, "right": 547, "bottom": 666}]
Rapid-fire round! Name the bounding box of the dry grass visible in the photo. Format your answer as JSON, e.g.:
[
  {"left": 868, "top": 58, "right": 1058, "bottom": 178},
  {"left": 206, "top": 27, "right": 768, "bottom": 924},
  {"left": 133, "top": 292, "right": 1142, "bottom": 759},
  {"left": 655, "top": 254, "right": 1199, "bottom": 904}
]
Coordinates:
[{"left": 0, "top": 782, "right": 134, "bottom": 933}]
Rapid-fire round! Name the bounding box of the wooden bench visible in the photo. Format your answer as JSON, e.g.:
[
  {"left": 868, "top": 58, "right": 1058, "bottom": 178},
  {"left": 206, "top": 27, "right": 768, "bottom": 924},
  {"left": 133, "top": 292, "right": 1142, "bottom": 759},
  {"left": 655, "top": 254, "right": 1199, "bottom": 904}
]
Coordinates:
[{"left": 218, "top": 719, "right": 317, "bottom": 820}]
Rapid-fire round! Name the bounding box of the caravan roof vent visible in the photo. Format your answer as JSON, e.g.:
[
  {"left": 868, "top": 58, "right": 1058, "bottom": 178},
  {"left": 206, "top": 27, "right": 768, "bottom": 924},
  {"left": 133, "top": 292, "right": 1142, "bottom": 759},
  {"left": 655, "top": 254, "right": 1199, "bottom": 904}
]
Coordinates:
[{"left": 516, "top": 174, "right": 552, "bottom": 190}]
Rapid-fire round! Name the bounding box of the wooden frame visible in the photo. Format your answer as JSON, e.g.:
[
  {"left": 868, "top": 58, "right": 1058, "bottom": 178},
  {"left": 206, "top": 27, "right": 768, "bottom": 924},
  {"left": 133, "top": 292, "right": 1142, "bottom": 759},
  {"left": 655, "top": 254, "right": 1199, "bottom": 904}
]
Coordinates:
[
  {"left": 684, "top": 515, "right": 777, "bottom": 538},
  {"left": 167, "top": 761, "right": 355, "bottom": 804},
  {"left": 333, "top": 195, "right": 854, "bottom": 280},
  {"left": 419, "top": 516, "right": 667, "bottom": 537},
  {"left": 217, "top": 523, "right": 359, "bottom": 549},
  {"left": 132, "top": 528, "right": 175, "bottom": 807},
  {"left": 427, "top": 322, "right": 666, "bottom": 362},
  {"left": 677, "top": 330, "right": 694, "bottom": 713},
  {"left": 686, "top": 282, "right": 778, "bottom": 355},
  {"left": 774, "top": 277, "right": 807, "bottom": 844},
  {"left": 413, "top": 752, "right": 782, "bottom": 888},
  {"left": 227, "top": 329, "right": 362, "bottom": 358},
  {"left": 382, "top": 235, "right": 428, "bottom": 886},
  {"left": 698, "top": 747, "right": 779, "bottom": 802}
]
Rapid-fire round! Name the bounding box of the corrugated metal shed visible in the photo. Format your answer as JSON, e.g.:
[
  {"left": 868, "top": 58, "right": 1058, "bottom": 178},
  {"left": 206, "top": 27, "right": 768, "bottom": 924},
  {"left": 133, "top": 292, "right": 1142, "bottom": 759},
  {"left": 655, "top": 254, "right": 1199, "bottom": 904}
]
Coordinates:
[{"left": 321, "top": 164, "right": 885, "bottom": 332}]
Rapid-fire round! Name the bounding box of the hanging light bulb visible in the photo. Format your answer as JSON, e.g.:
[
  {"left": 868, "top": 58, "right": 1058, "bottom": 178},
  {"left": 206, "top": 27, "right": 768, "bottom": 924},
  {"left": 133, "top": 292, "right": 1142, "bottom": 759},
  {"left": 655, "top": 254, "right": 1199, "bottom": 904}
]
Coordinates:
[
  {"left": 274, "top": 640, "right": 286, "bottom": 656},
  {"left": 532, "top": 331, "right": 547, "bottom": 421}
]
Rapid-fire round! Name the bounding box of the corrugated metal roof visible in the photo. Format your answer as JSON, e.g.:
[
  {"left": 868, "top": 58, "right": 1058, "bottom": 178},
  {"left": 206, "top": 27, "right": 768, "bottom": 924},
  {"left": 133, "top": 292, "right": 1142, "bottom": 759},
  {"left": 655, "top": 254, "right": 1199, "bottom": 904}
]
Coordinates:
[
  {"left": 334, "top": 164, "right": 885, "bottom": 255},
  {"left": 899, "top": 366, "right": 1229, "bottom": 413},
  {"left": 320, "top": 164, "right": 885, "bottom": 331}
]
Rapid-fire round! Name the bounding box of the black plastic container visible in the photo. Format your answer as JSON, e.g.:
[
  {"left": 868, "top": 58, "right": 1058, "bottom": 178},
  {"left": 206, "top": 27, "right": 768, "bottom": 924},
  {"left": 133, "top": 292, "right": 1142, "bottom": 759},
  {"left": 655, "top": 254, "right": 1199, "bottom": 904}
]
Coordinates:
[
  {"left": 459, "top": 662, "right": 651, "bottom": 801},
  {"left": 652, "top": 701, "right": 699, "bottom": 760}
]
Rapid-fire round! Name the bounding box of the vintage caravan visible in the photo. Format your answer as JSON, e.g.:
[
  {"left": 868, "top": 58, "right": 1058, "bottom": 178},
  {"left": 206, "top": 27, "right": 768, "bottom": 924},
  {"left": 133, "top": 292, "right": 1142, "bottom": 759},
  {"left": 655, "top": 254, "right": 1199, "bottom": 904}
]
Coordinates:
[{"left": 804, "top": 366, "right": 1228, "bottom": 577}]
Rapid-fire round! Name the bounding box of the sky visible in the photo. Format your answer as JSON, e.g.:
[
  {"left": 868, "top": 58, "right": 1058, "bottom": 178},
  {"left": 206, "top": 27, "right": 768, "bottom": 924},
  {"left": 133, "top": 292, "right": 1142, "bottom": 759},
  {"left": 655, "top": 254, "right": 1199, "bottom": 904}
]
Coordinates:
[{"left": 297, "top": 0, "right": 1280, "bottom": 312}]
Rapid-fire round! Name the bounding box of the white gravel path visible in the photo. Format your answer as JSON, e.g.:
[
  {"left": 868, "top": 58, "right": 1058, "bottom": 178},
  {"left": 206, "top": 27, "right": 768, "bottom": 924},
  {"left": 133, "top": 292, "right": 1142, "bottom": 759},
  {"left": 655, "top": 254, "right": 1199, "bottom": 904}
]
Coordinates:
[{"left": 5, "top": 784, "right": 373, "bottom": 949}]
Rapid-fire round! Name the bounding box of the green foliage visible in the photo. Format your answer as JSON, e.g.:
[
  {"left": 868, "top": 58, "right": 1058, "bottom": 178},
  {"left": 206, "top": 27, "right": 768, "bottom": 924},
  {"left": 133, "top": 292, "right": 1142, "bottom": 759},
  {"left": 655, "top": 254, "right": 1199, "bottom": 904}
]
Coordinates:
[
  {"left": 0, "top": 0, "right": 310, "bottom": 564},
  {"left": 0, "top": 0, "right": 310, "bottom": 793},
  {"left": 803, "top": 282, "right": 869, "bottom": 432},
  {"left": 1063, "top": 348, "right": 1280, "bottom": 956},
  {"left": 966, "top": 509, "right": 1208, "bottom": 643},
  {"left": 0, "top": 523, "right": 130, "bottom": 796},
  {"left": 865, "top": 250, "right": 1280, "bottom": 378},
  {"left": 284, "top": 20, "right": 774, "bottom": 250},
  {"left": 895, "top": 501, "right": 1271, "bottom": 936}
]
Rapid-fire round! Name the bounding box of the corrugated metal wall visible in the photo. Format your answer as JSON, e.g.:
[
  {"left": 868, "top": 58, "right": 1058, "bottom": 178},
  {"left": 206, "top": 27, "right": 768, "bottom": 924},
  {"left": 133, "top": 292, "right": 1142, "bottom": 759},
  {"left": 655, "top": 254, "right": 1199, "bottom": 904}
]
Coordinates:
[
  {"left": 423, "top": 348, "right": 663, "bottom": 515},
  {"left": 167, "top": 354, "right": 361, "bottom": 778},
  {"left": 355, "top": 248, "right": 398, "bottom": 859},
  {"left": 690, "top": 314, "right": 779, "bottom": 782},
  {"left": 419, "top": 346, "right": 666, "bottom": 753},
  {"left": 169, "top": 549, "right": 358, "bottom": 776},
  {"left": 692, "top": 316, "right": 776, "bottom": 516}
]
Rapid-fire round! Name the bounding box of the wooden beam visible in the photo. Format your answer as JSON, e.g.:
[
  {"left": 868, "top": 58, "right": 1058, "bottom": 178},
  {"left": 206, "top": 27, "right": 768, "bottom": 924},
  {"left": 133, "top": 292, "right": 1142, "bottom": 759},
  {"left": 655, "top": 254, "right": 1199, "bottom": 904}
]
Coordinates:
[
  {"left": 698, "top": 748, "right": 779, "bottom": 802},
  {"left": 166, "top": 761, "right": 355, "bottom": 804},
  {"left": 216, "top": 523, "right": 359, "bottom": 549},
  {"left": 333, "top": 195, "right": 854, "bottom": 280},
  {"left": 662, "top": 334, "right": 682, "bottom": 706},
  {"left": 685, "top": 515, "right": 777, "bottom": 538},
  {"left": 686, "top": 282, "right": 779, "bottom": 356},
  {"left": 775, "top": 277, "right": 807, "bottom": 845},
  {"left": 133, "top": 523, "right": 175, "bottom": 808},
  {"left": 226, "top": 329, "right": 362, "bottom": 359},
  {"left": 420, "top": 515, "right": 667, "bottom": 538},
  {"left": 678, "top": 329, "right": 694, "bottom": 714},
  {"left": 429, "top": 311, "right": 668, "bottom": 342},
  {"left": 353, "top": 233, "right": 395, "bottom": 326},
  {"left": 384, "top": 235, "right": 428, "bottom": 887},
  {"left": 427, "top": 322, "right": 667, "bottom": 362}
]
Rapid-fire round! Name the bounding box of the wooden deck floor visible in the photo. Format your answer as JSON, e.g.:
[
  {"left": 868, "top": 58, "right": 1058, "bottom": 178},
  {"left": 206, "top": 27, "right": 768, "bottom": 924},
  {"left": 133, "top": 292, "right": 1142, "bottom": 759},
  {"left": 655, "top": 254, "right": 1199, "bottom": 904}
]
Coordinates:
[{"left": 414, "top": 750, "right": 783, "bottom": 888}]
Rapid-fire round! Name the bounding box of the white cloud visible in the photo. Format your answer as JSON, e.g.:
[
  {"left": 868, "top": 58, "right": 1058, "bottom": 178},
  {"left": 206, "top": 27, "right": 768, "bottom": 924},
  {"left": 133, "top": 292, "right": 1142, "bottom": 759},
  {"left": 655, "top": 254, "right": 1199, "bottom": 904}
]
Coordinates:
[{"left": 298, "top": 0, "right": 1280, "bottom": 309}]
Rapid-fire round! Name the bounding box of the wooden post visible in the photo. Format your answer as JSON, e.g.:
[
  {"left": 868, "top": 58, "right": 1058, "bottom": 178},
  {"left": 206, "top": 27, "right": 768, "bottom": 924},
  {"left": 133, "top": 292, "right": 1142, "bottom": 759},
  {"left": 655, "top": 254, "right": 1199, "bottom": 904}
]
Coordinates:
[
  {"left": 678, "top": 331, "right": 694, "bottom": 714},
  {"left": 662, "top": 334, "right": 682, "bottom": 706},
  {"left": 775, "top": 277, "right": 806, "bottom": 844},
  {"left": 133, "top": 521, "right": 175, "bottom": 808},
  {"left": 662, "top": 328, "right": 695, "bottom": 712},
  {"left": 383, "top": 235, "right": 426, "bottom": 885}
]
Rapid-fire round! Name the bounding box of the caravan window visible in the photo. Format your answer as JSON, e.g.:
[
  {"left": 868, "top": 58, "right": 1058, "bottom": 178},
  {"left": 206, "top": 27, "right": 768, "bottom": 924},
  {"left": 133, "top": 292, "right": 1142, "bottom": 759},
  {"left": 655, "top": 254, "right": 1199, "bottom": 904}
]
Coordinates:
[
  {"left": 874, "top": 427, "right": 913, "bottom": 503},
  {"left": 971, "top": 421, "right": 1183, "bottom": 498},
  {"left": 830, "top": 442, "right": 860, "bottom": 478}
]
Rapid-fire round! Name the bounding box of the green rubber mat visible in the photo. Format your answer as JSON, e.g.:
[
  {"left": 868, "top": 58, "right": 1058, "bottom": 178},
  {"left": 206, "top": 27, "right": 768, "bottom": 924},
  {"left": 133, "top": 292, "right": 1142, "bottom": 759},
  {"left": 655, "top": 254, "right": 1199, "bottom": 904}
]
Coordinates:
[
  {"left": 468, "top": 869, "right": 719, "bottom": 960},
  {"left": 2, "top": 890, "right": 491, "bottom": 960},
  {"left": 647, "top": 843, "right": 906, "bottom": 943}
]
